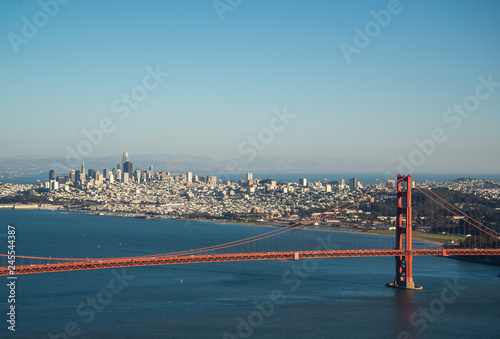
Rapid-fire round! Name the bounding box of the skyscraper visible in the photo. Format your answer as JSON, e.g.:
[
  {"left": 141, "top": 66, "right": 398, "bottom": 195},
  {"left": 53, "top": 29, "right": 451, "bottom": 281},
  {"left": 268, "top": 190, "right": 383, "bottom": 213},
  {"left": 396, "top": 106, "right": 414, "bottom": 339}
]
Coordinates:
[
  {"left": 81, "top": 160, "right": 86, "bottom": 180},
  {"left": 122, "top": 152, "right": 133, "bottom": 181},
  {"left": 49, "top": 170, "right": 56, "bottom": 181},
  {"left": 123, "top": 161, "right": 133, "bottom": 179},
  {"left": 134, "top": 169, "right": 141, "bottom": 183},
  {"left": 349, "top": 177, "right": 357, "bottom": 190},
  {"left": 68, "top": 170, "right": 76, "bottom": 182},
  {"left": 115, "top": 169, "right": 122, "bottom": 182},
  {"left": 122, "top": 152, "right": 129, "bottom": 167},
  {"left": 103, "top": 168, "right": 111, "bottom": 180}
]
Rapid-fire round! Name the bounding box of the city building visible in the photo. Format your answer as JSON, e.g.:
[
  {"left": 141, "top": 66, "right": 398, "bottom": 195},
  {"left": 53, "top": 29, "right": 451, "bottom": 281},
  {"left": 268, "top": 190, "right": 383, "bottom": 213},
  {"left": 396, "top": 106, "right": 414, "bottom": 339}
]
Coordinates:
[
  {"left": 123, "top": 162, "right": 133, "bottom": 179},
  {"left": 49, "top": 180, "right": 58, "bottom": 190},
  {"left": 81, "top": 161, "right": 86, "bottom": 182},
  {"left": 95, "top": 172, "right": 103, "bottom": 185},
  {"left": 207, "top": 176, "right": 217, "bottom": 186},
  {"left": 68, "top": 170, "right": 76, "bottom": 183},
  {"left": 115, "top": 169, "right": 122, "bottom": 182},
  {"left": 134, "top": 170, "right": 141, "bottom": 183},
  {"left": 103, "top": 168, "right": 111, "bottom": 180},
  {"left": 349, "top": 177, "right": 357, "bottom": 190},
  {"left": 122, "top": 152, "right": 129, "bottom": 168},
  {"left": 339, "top": 179, "right": 345, "bottom": 189}
]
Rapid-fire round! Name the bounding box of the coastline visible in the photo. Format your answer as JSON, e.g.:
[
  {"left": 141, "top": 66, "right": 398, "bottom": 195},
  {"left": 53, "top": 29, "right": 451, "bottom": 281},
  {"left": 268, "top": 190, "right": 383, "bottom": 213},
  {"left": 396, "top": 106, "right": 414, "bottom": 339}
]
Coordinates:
[{"left": 3, "top": 204, "right": 445, "bottom": 248}]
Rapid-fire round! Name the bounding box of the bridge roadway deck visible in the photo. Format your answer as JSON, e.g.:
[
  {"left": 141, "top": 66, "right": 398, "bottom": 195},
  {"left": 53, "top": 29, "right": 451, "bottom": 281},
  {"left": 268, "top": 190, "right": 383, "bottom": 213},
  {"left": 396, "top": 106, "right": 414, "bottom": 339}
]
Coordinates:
[{"left": 2, "top": 249, "right": 500, "bottom": 276}]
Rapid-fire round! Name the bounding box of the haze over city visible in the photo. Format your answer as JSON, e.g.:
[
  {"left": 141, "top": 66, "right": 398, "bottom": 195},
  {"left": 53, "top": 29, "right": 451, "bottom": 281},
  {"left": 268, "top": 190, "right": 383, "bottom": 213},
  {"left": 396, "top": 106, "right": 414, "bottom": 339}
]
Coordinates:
[{"left": 1, "top": 0, "right": 500, "bottom": 173}]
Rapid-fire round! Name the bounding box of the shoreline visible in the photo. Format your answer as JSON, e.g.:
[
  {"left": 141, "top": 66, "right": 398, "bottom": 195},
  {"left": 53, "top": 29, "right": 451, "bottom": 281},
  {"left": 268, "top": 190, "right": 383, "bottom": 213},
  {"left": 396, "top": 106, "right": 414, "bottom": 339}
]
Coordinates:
[{"left": 3, "top": 205, "right": 445, "bottom": 248}]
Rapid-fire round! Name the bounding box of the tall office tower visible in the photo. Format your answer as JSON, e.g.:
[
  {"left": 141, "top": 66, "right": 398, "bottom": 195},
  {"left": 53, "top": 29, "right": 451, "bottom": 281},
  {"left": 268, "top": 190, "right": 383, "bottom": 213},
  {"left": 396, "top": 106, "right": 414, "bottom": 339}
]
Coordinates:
[
  {"left": 134, "top": 169, "right": 141, "bottom": 183},
  {"left": 123, "top": 172, "right": 129, "bottom": 184},
  {"left": 122, "top": 152, "right": 129, "bottom": 167},
  {"left": 299, "top": 178, "right": 307, "bottom": 187},
  {"left": 349, "top": 177, "right": 357, "bottom": 190},
  {"left": 186, "top": 172, "right": 193, "bottom": 183},
  {"left": 109, "top": 173, "right": 115, "bottom": 184},
  {"left": 123, "top": 161, "right": 133, "bottom": 179},
  {"left": 115, "top": 169, "right": 122, "bottom": 182},
  {"left": 81, "top": 161, "right": 86, "bottom": 180},
  {"left": 68, "top": 170, "right": 76, "bottom": 183},
  {"left": 49, "top": 170, "right": 56, "bottom": 181},
  {"left": 88, "top": 169, "right": 96, "bottom": 179},
  {"left": 147, "top": 165, "right": 154, "bottom": 181},
  {"left": 103, "top": 168, "right": 111, "bottom": 180},
  {"left": 117, "top": 164, "right": 121, "bottom": 170},
  {"left": 246, "top": 173, "right": 253, "bottom": 182}
]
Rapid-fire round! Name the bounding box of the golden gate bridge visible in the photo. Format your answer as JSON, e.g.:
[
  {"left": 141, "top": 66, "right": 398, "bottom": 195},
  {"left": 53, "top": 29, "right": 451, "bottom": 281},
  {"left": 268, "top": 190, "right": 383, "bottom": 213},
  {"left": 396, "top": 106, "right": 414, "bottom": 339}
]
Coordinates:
[{"left": 2, "top": 174, "right": 500, "bottom": 290}]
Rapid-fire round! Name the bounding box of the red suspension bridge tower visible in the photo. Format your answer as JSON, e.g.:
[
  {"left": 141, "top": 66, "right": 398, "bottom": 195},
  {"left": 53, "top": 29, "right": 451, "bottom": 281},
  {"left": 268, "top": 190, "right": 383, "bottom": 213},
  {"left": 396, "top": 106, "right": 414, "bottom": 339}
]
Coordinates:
[{"left": 387, "top": 174, "right": 423, "bottom": 290}]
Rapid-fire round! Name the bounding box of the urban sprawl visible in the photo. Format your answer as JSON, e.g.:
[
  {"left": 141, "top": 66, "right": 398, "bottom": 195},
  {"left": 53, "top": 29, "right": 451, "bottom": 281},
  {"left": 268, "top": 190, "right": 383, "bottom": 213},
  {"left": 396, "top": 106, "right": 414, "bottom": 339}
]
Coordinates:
[{"left": 1, "top": 153, "right": 499, "bottom": 232}]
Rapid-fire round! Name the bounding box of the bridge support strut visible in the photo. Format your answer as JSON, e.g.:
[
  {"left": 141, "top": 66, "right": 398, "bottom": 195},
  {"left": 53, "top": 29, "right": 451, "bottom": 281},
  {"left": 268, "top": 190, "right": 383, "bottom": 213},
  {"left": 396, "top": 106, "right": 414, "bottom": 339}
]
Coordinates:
[{"left": 387, "top": 174, "right": 423, "bottom": 290}]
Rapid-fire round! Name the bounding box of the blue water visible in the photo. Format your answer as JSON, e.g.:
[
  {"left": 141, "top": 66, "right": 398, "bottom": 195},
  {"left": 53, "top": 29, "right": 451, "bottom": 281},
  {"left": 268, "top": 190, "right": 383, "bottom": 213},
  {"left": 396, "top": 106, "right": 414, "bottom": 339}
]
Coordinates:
[{"left": 0, "top": 210, "right": 499, "bottom": 338}]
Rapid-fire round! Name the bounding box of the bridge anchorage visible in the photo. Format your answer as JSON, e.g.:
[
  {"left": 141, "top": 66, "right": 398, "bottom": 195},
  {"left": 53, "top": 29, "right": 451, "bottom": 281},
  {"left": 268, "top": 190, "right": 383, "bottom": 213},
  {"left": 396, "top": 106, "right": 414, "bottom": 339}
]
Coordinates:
[{"left": 387, "top": 174, "right": 423, "bottom": 290}]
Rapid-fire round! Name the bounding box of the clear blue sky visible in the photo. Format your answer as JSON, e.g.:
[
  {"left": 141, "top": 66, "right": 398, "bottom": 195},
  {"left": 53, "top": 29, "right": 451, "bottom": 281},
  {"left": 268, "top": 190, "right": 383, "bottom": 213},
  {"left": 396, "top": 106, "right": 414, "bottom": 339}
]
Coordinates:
[{"left": 1, "top": 0, "right": 499, "bottom": 172}]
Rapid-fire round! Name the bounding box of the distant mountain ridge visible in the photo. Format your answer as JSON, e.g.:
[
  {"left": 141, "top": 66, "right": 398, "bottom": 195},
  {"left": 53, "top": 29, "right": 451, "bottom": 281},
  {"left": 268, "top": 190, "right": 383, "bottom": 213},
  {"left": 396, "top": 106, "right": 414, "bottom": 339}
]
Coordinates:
[{"left": 0, "top": 154, "right": 490, "bottom": 177}]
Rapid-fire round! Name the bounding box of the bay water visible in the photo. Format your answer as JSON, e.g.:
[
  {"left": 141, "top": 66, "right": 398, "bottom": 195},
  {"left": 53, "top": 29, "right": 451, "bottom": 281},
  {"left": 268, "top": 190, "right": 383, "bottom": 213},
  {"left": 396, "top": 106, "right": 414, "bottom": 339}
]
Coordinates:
[{"left": 0, "top": 209, "right": 499, "bottom": 338}]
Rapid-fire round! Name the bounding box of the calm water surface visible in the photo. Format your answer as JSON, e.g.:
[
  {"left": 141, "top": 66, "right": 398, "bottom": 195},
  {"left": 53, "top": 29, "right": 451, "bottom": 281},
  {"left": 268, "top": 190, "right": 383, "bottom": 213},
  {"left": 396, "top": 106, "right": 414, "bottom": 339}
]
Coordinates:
[{"left": 0, "top": 210, "right": 499, "bottom": 338}]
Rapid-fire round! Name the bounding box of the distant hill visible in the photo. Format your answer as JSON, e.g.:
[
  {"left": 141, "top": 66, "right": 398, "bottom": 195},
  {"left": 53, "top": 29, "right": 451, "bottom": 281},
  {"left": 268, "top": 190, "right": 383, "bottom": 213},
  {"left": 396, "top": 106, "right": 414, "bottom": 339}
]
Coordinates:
[
  {"left": 0, "top": 153, "right": 489, "bottom": 178},
  {"left": 0, "top": 154, "right": 390, "bottom": 177}
]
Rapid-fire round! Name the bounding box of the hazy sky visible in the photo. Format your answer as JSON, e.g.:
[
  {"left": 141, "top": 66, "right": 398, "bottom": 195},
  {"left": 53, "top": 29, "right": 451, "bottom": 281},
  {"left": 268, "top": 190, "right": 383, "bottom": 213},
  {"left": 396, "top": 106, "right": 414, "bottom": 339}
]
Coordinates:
[{"left": 1, "top": 0, "right": 499, "bottom": 172}]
